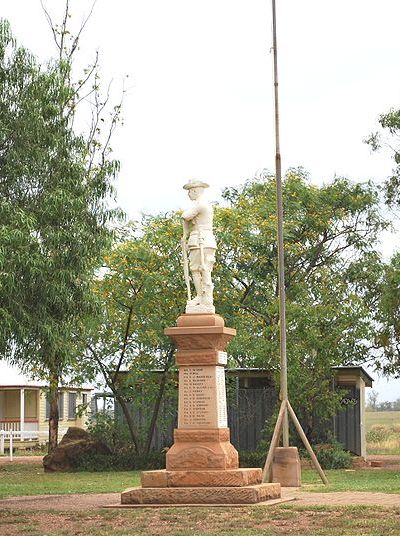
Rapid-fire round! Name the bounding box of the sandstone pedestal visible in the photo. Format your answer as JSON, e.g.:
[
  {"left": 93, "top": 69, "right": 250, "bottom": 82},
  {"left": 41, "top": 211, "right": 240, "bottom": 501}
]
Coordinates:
[
  {"left": 272, "top": 447, "right": 301, "bottom": 487},
  {"left": 121, "top": 314, "right": 281, "bottom": 505}
]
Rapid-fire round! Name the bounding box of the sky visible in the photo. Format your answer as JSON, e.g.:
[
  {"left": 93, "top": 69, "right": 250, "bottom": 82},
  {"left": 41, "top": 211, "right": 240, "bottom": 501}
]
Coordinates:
[{"left": 2, "top": 0, "right": 400, "bottom": 401}]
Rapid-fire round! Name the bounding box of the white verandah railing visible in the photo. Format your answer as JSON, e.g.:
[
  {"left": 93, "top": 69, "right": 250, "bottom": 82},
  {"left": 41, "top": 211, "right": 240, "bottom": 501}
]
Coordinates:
[
  {"left": 0, "top": 421, "right": 21, "bottom": 432},
  {"left": 0, "top": 430, "right": 43, "bottom": 461},
  {"left": 0, "top": 420, "right": 39, "bottom": 434},
  {"left": 0, "top": 420, "right": 41, "bottom": 461}
]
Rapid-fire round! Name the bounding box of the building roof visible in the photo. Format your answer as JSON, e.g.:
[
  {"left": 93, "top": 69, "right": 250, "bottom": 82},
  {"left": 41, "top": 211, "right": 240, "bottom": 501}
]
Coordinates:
[
  {"left": 117, "top": 365, "right": 374, "bottom": 386},
  {"left": 0, "top": 360, "right": 93, "bottom": 390},
  {"left": 332, "top": 366, "right": 374, "bottom": 387},
  {"left": 0, "top": 361, "right": 46, "bottom": 388}
]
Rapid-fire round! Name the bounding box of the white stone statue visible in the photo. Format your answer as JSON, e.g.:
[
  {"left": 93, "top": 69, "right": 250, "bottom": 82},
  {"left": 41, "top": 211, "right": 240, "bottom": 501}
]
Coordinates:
[{"left": 182, "top": 180, "right": 216, "bottom": 314}]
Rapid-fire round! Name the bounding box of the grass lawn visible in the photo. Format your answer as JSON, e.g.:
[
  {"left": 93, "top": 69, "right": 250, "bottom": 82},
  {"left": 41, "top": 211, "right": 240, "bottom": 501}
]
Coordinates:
[
  {"left": 0, "top": 464, "right": 140, "bottom": 499},
  {"left": 302, "top": 468, "right": 400, "bottom": 493},
  {"left": 1, "top": 464, "right": 400, "bottom": 535},
  {"left": 1, "top": 464, "right": 400, "bottom": 499},
  {"left": 1, "top": 504, "right": 400, "bottom": 535}
]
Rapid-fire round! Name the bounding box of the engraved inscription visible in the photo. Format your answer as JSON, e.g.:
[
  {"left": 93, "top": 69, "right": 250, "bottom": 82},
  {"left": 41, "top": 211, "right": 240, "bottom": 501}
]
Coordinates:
[
  {"left": 178, "top": 366, "right": 227, "bottom": 429},
  {"left": 216, "top": 366, "right": 228, "bottom": 427}
]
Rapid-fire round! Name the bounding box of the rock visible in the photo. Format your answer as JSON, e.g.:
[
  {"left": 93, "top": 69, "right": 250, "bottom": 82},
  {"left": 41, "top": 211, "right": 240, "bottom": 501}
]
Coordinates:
[
  {"left": 43, "top": 427, "right": 111, "bottom": 472},
  {"left": 59, "top": 426, "right": 91, "bottom": 444}
]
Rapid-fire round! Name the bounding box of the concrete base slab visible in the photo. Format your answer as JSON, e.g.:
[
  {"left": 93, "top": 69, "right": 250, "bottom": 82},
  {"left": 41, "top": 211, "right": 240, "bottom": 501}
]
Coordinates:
[
  {"left": 121, "top": 483, "right": 281, "bottom": 505},
  {"left": 106, "top": 496, "right": 294, "bottom": 509},
  {"left": 141, "top": 468, "right": 262, "bottom": 488}
]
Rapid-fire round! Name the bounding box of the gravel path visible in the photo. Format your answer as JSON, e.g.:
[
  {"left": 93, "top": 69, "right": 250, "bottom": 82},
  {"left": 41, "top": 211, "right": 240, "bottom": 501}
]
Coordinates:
[
  {"left": 0, "top": 455, "right": 43, "bottom": 465},
  {"left": 367, "top": 455, "right": 400, "bottom": 464},
  {"left": 0, "top": 492, "right": 120, "bottom": 511},
  {"left": 1, "top": 489, "right": 400, "bottom": 511},
  {"left": 282, "top": 488, "right": 400, "bottom": 507}
]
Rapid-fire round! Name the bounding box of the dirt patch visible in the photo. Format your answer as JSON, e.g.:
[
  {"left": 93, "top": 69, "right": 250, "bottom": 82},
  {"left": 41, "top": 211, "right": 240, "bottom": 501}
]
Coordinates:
[
  {"left": 0, "top": 456, "right": 43, "bottom": 465},
  {"left": 367, "top": 455, "right": 400, "bottom": 465},
  {"left": 1, "top": 488, "right": 400, "bottom": 512},
  {"left": 0, "top": 492, "right": 119, "bottom": 511},
  {"left": 281, "top": 488, "right": 400, "bottom": 507}
]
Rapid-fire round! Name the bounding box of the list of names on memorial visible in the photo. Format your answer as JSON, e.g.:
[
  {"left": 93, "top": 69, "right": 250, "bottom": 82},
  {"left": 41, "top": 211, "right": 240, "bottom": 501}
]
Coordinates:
[
  {"left": 179, "top": 366, "right": 227, "bottom": 428},
  {"left": 216, "top": 366, "right": 228, "bottom": 427}
]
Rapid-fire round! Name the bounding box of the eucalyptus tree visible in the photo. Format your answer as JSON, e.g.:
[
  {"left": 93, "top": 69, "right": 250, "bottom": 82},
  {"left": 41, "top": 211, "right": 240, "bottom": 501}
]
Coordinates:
[
  {"left": 366, "top": 108, "right": 400, "bottom": 208},
  {"left": 0, "top": 10, "right": 121, "bottom": 451},
  {"left": 373, "top": 253, "right": 400, "bottom": 377},
  {"left": 214, "top": 170, "right": 387, "bottom": 438},
  {"left": 365, "top": 108, "right": 400, "bottom": 376}
]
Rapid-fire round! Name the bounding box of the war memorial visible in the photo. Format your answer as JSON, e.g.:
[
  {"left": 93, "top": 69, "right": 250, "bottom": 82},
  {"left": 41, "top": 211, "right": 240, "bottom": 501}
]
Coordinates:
[{"left": 120, "top": 180, "right": 282, "bottom": 505}]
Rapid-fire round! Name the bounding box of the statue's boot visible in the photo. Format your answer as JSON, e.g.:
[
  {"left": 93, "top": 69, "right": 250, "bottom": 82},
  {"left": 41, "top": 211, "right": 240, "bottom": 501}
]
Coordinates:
[{"left": 200, "top": 283, "right": 214, "bottom": 307}]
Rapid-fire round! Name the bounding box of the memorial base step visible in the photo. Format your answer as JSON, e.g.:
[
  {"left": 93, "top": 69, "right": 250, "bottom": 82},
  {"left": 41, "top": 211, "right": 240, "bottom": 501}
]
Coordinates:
[
  {"left": 141, "top": 468, "right": 262, "bottom": 488},
  {"left": 121, "top": 483, "right": 281, "bottom": 505}
]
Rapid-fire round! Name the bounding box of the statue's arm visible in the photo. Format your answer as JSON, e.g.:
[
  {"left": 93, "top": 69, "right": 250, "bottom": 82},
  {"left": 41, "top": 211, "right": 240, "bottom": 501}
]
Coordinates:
[{"left": 182, "top": 204, "right": 200, "bottom": 222}]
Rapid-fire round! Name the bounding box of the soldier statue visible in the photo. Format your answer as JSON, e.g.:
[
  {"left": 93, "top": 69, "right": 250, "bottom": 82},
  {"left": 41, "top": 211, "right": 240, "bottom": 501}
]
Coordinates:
[{"left": 182, "top": 180, "right": 216, "bottom": 313}]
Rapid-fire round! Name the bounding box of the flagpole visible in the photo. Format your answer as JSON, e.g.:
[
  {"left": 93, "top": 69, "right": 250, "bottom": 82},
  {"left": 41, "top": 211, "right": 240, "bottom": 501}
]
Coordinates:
[
  {"left": 262, "top": 0, "right": 328, "bottom": 485},
  {"left": 271, "top": 0, "right": 289, "bottom": 447}
]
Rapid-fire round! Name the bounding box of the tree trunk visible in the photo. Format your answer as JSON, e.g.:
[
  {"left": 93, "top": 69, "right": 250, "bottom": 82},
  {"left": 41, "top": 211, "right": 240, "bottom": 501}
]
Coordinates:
[
  {"left": 144, "top": 371, "right": 168, "bottom": 456},
  {"left": 48, "top": 374, "right": 59, "bottom": 454},
  {"left": 144, "top": 349, "right": 174, "bottom": 455},
  {"left": 115, "top": 394, "right": 141, "bottom": 454}
]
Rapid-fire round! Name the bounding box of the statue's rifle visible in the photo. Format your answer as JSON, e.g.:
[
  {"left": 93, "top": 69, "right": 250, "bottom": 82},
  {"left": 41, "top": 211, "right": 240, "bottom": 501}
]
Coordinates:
[
  {"left": 181, "top": 223, "right": 192, "bottom": 301},
  {"left": 198, "top": 230, "right": 206, "bottom": 274}
]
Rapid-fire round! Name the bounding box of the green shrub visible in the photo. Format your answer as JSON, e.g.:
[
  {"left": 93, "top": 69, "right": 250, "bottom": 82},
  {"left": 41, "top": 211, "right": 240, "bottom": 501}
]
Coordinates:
[
  {"left": 239, "top": 450, "right": 266, "bottom": 468},
  {"left": 314, "top": 443, "right": 352, "bottom": 469},
  {"left": 74, "top": 450, "right": 166, "bottom": 472},
  {"left": 240, "top": 440, "right": 352, "bottom": 471},
  {"left": 72, "top": 413, "right": 167, "bottom": 471},
  {"left": 74, "top": 452, "right": 126, "bottom": 472}
]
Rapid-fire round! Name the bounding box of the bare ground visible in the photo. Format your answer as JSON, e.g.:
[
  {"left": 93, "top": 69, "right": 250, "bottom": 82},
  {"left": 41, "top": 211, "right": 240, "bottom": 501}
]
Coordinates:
[
  {"left": 1, "top": 488, "right": 400, "bottom": 512},
  {"left": 0, "top": 456, "right": 43, "bottom": 465}
]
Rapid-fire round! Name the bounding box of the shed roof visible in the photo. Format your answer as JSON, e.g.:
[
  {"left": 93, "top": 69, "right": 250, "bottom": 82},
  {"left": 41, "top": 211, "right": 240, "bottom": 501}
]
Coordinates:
[
  {"left": 117, "top": 365, "right": 373, "bottom": 386},
  {"left": 332, "top": 366, "right": 374, "bottom": 387}
]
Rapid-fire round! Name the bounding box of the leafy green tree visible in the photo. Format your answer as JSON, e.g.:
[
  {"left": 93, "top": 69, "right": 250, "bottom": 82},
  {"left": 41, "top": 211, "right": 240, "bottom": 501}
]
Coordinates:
[
  {"left": 86, "top": 170, "right": 388, "bottom": 445},
  {"left": 0, "top": 12, "right": 121, "bottom": 451},
  {"left": 366, "top": 108, "right": 400, "bottom": 207},
  {"left": 373, "top": 253, "right": 400, "bottom": 377},
  {"left": 365, "top": 108, "right": 400, "bottom": 378},
  {"left": 214, "top": 169, "right": 387, "bottom": 438},
  {"left": 81, "top": 218, "right": 184, "bottom": 455}
]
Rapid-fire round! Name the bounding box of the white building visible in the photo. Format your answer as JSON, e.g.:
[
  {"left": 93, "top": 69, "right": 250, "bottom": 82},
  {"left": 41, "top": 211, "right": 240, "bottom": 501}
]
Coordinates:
[{"left": 0, "top": 361, "right": 92, "bottom": 445}]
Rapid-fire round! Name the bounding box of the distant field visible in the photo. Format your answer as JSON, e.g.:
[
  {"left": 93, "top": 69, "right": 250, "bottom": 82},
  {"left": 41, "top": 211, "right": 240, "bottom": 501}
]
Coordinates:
[
  {"left": 366, "top": 411, "right": 400, "bottom": 455},
  {"left": 366, "top": 411, "right": 400, "bottom": 432}
]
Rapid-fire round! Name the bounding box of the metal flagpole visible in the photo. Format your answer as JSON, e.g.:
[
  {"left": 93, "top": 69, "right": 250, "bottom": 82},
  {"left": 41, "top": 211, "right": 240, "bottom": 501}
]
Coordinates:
[{"left": 262, "top": 0, "right": 328, "bottom": 485}]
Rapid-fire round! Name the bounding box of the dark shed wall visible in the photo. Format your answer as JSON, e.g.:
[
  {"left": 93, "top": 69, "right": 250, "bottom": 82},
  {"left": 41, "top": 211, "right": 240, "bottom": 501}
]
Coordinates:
[
  {"left": 229, "top": 388, "right": 278, "bottom": 451},
  {"left": 334, "top": 384, "right": 361, "bottom": 456},
  {"left": 113, "top": 370, "right": 365, "bottom": 454}
]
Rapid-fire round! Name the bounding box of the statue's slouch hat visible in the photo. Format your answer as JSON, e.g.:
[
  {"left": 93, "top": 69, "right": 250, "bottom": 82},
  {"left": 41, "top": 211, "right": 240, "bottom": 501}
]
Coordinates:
[{"left": 183, "top": 179, "right": 209, "bottom": 190}]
